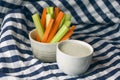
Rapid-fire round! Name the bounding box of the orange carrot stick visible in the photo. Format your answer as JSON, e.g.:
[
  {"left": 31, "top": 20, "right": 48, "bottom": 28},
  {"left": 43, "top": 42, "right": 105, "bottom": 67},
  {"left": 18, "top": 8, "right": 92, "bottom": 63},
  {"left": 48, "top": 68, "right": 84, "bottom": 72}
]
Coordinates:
[
  {"left": 47, "top": 11, "right": 64, "bottom": 42},
  {"left": 54, "top": 7, "right": 60, "bottom": 19},
  {"left": 41, "top": 8, "right": 47, "bottom": 30},
  {"left": 41, "top": 19, "right": 54, "bottom": 42},
  {"left": 36, "top": 31, "right": 41, "bottom": 42},
  {"left": 60, "top": 25, "right": 76, "bottom": 41}
]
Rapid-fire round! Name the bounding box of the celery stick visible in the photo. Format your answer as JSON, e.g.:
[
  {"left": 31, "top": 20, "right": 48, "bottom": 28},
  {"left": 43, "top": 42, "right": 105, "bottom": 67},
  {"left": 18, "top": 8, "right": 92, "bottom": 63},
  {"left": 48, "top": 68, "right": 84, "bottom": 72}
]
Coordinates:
[
  {"left": 64, "top": 21, "right": 71, "bottom": 28},
  {"left": 47, "top": 7, "right": 53, "bottom": 13},
  {"left": 50, "top": 20, "right": 71, "bottom": 43},
  {"left": 47, "top": 7, "right": 54, "bottom": 17},
  {"left": 46, "top": 7, "right": 54, "bottom": 27},
  {"left": 46, "top": 14, "right": 51, "bottom": 27},
  {"left": 32, "top": 13, "right": 44, "bottom": 41},
  {"left": 65, "top": 14, "right": 71, "bottom": 21},
  {"left": 50, "top": 25, "right": 69, "bottom": 43},
  {"left": 59, "top": 14, "right": 71, "bottom": 28}
]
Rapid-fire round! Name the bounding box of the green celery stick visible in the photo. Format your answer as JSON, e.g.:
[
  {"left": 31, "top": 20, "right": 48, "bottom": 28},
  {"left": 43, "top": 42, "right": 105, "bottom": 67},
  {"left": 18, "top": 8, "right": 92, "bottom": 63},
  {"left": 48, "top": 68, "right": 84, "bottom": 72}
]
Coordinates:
[
  {"left": 50, "top": 24, "right": 69, "bottom": 43},
  {"left": 47, "top": 7, "right": 54, "bottom": 17},
  {"left": 46, "top": 14, "right": 51, "bottom": 27},
  {"left": 32, "top": 13, "right": 44, "bottom": 41},
  {"left": 65, "top": 14, "right": 71, "bottom": 21},
  {"left": 46, "top": 7, "right": 54, "bottom": 27},
  {"left": 59, "top": 14, "right": 71, "bottom": 28},
  {"left": 64, "top": 21, "right": 71, "bottom": 28}
]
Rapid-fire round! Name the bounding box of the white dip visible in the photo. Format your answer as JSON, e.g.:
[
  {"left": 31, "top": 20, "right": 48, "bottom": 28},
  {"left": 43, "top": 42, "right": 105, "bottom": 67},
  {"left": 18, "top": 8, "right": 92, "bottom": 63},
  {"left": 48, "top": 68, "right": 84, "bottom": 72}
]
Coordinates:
[{"left": 60, "top": 42, "right": 91, "bottom": 57}]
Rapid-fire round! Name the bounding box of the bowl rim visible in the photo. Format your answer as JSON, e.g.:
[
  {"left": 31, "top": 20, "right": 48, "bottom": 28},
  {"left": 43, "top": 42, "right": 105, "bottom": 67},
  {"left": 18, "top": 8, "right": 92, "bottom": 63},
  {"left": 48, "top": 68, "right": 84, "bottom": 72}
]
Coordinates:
[
  {"left": 57, "top": 40, "right": 94, "bottom": 58},
  {"left": 29, "top": 29, "right": 57, "bottom": 46}
]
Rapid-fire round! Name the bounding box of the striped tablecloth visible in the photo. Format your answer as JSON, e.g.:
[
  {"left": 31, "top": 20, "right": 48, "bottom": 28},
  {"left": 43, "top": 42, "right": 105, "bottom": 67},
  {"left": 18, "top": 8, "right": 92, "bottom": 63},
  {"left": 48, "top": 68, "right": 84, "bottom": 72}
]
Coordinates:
[{"left": 0, "top": 0, "right": 120, "bottom": 80}]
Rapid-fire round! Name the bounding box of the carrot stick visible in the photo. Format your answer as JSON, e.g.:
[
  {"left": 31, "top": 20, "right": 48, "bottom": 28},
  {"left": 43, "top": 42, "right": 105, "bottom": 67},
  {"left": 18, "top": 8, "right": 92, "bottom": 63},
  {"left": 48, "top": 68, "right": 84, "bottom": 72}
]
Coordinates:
[
  {"left": 41, "top": 8, "right": 47, "bottom": 30},
  {"left": 41, "top": 19, "right": 54, "bottom": 42},
  {"left": 70, "top": 25, "right": 76, "bottom": 31},
  {"left": 54, "top": 7, "right": 60, "bottom": 19},
  {"left": 47, "top": 11, "right": 64, "bottom": 42},
  {"left": 36, "top": 31, "right": 41, "bottom": 42},
  {"left": 60, "top": 25, "right": 76, "bottom": 41}
]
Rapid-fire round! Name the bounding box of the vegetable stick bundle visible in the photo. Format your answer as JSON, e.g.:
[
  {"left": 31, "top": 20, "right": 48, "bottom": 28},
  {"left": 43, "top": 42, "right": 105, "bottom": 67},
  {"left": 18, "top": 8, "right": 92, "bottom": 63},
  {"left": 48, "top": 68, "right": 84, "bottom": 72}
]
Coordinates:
[{"left": 32, "top": 7, "right": 76, "bottom": 43}]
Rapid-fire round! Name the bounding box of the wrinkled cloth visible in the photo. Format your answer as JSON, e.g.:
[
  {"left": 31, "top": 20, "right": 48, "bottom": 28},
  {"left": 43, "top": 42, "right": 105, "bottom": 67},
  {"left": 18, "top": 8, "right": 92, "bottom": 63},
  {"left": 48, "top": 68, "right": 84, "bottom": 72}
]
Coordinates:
[{"left": 0, "top": 0, "right": 120, "bottom": 80}]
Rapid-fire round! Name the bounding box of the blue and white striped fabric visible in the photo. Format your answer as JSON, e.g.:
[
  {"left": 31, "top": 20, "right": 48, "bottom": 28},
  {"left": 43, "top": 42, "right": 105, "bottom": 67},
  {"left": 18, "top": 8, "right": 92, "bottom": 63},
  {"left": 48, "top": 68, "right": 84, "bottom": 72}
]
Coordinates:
[{"left": 0, "top": 0, "right": 120, "bottom": 80}]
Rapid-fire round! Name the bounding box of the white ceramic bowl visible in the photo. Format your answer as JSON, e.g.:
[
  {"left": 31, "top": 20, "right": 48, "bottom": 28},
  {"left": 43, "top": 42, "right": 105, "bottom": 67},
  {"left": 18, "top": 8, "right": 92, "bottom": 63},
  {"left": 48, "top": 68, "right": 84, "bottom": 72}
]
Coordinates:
[
  {"left": 29, "top": 29, "right": 57, "bottom": 62},
  {"left": 57, "top": 40, "right": 93, "bottom": 76}
]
